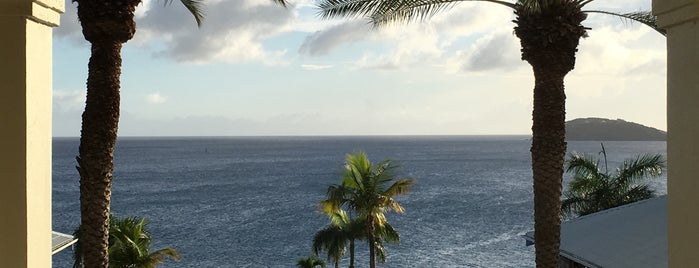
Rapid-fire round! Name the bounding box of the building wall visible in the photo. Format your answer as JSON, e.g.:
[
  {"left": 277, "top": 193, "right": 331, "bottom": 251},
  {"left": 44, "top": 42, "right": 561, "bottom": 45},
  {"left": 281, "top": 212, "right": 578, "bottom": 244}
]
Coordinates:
[
  {"left": 0, "top": 0, "right": 63, "bottom": 267},
  {"left": 653, "top": 0, "right": 699, "bottom": 267}
]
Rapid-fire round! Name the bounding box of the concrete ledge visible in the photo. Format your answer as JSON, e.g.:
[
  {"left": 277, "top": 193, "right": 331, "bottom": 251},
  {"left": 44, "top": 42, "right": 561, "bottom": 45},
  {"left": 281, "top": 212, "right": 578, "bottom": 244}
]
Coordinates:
[
  {"left": 0, "top": 0, "right": 64, "bottom": 27},
  {"left": 29, "top": 1, "right": 62, "bottom": 27},
  {"left": 654, "top": 0, "right": 699, "bottom": 28}
]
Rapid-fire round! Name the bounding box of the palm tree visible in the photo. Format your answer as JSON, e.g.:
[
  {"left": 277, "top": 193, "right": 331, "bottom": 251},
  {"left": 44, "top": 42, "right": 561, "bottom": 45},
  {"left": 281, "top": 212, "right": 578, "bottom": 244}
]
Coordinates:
[
  {"left": 297, "top": 255, "right": 327, "bottom": 268},
  {"left": 312, "top": 210, "right": 399, "bottom": 268},
  {"left": 72, "top": 0, "right": 284, "bottom": 266},
  {"left": 562, "top": 145, "right": 665, "bottom": 218},
  {"left": 312, "top": 210, "right": 353, "bottom": 268},
  {"left": 73, "top": 1, "right": 202, "bottom": 266},
  {"left": 313, "top": 1, "right": 664, "bottom": 266},
  {"left": 321, "top": 152, "right": 414, "bottom": 268},
  {"left": 73, "top": 215, "right": 180, "bottom": 268}
]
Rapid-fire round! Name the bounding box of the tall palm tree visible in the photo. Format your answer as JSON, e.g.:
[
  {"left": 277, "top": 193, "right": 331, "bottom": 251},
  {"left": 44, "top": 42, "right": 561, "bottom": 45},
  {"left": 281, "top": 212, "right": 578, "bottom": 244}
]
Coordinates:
[
  {"left": 321, "top": 152, "right": 414, "bottom": 268},
  {"left": 73, "top": 215, "right": 180, "bottom": 268},
  {"left": 562, "top": 146, "right": 665, "bottom": 218},
  {"left": 73, "top": 1, "right": 202, "bottom": 266},
  {"left": 313, "top": 1, "right": 664, "bottom": 266},
  {"left": 297, "top": 255, "right": 327, "bottom": 268},
  {"left": 72, "top": 0, "right": 284, "bottom": 267}
]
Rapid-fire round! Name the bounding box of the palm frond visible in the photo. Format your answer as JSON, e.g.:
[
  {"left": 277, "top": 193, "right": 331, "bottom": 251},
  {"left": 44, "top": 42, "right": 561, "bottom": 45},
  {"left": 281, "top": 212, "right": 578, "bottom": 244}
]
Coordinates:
[
  {"left": 147, "top": 247, "right": 181, "bottom": 263},
  {"left": 622, "top": 184, "right": 656, "bottom": 204},
  {"left": 517, "top": 0, "right": 585, "bottom": 15},
  {"left": 161, "top": 0, "right": 205, "bottom": 27},
  {"left": 615, "top": 153, "right": 665, "bottom": 187},
  {"left": 312, "top": 225, "right": 348, "bottom": 263},
  {"left": 561, "top": 192, "right": 589, "bottom": 217},
  {"left": 584, "top": 10, "right": 666, "bottom": 36},
  {"left": 317, "top": 0, "right": 515, "bottom": 27},
  {"left": 271, "top": 0, "right": 290, "bottom": 8},
  {"left": 565, "top": 152, "right": 603, "bottom": 181},
  {"left": 563, "top": 150, "right": 665, "bottom": 218},
  {"left": 327, "top": 210, "right": 350, "bottom": 226},
  {"left": 567, "top": 172, "right": 608, "bottom": 195},
  {"left": 376, "top": 222, "right": 400, "bottom": 244},
  {"left": 384, "top": 178, "right": 415, "bottom": 197}
]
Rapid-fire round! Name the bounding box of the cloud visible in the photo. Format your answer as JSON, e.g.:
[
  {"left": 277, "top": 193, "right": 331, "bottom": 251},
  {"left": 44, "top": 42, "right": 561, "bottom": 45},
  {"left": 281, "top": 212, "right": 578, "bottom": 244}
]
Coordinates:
[
  {"left": 454, "top": 32, "right": 524, "bottom": 72},
  {"left": 137, "top": 0, "right": 295, "bottom": 64},
  {"left": 146, "top": 93, "right": 167, "bottom": 104},
  {"left": 349, "top": 24, "right": 447, "bottom": 70},
  {"left": 301, "top": 64, "right": 333, "bottom": 70},
  {"left": 53, "top": 89, "right": 86, "bottom": 109},
  {"left": 298, "top": 21, "right": 371, "bottom": 56},
  {"left": 53, "top": 89, "right": 86, "bottom": 137},
  {"left": 297, "top": 3, "right": 517, "bottom": 71},
  {"left": 573, "top": 25, "right": 666, "bottom": 77},
  {"left": 55, "top": 0, "right": 295, "bottom": 64}
]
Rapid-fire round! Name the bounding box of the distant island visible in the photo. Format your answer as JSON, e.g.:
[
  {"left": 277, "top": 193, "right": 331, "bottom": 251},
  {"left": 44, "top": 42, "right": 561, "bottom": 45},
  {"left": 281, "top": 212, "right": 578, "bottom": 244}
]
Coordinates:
[{"left": 566, "top": 118, "right": 666, "bottom": 141}]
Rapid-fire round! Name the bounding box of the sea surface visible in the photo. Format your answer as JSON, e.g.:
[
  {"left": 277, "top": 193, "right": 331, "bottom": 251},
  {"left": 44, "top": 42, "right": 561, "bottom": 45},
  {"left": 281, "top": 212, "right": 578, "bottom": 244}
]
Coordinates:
[{"left": 51, "top": 136, "right": 667, "bottom": 267}]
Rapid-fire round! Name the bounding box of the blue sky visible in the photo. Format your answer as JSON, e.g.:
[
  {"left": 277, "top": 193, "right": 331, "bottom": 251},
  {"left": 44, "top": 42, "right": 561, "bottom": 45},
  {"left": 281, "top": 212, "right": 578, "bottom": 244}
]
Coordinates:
[{"left": 52, "top": 0, "right": 666, "bottom": 136}]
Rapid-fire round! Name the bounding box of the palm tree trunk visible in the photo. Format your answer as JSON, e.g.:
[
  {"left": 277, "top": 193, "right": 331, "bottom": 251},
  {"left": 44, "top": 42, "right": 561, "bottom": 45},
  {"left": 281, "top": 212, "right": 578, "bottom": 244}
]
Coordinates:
[
  {"left": 529, "top": 64, "right": 567, "bottom": 268},
  {"left": 349, "top": 239, "right": 355, "bottom": 268},
  {"left": 368, "top": 217, "right": 376, "bottom": 268},
  {"left": 75, "top": 1, "right": 139, "bottom": 266},
  {"left": 76, "top": 40, "right": 123, "bottom": 268},
  {"left": 513, "top": 3, "right": 587, "bottom": 268}
]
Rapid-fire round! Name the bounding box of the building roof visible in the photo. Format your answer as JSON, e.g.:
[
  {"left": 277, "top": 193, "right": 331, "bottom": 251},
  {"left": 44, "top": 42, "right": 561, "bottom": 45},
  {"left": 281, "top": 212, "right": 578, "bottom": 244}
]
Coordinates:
[
  {"left": 52, "top": 231, "right": 77, "bottom": 255},
  {"left": 523, "top": 196, "right": 667, "bottom": 268}
]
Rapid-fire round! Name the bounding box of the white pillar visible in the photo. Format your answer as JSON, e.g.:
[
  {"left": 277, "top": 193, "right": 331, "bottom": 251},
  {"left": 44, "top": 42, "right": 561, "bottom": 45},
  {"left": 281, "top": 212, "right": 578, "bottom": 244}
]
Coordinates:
[
  {"left": 0, "top": 0, "right": 63, "bottom": 267},
  {"left": 653, "top": 0, "right": 699, "bottom": 267}
]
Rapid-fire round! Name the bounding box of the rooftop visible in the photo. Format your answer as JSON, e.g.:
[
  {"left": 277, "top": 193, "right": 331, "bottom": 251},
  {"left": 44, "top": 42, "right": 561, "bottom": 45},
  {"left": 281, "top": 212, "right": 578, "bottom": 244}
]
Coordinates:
[{"left": 524, "top": 196, "right": 667, "bottom": 268}]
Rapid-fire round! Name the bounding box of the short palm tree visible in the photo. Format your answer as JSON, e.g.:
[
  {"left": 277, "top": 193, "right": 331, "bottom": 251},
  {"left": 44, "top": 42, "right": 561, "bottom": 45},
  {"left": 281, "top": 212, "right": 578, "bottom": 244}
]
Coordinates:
[
  {"left": 562, "top": 146, "right": 665, "bottom": 218},
  {"left": 313, "top": 1, "right": 664, "bottom": 266},
  {"left": 313, "top": 210, "right": 399, "bottom": 268},
  {"left": 73, "top": 215, "right": 180, "bottom": 268},
  {"left": 321, "top": 152, "right": 414, "bottom": 268},
  {"left": 312, "top": 210, "right": 355, "bottom": 268},
  {"left": 297, "top": 255, "right": 327, "bottom": 268}
]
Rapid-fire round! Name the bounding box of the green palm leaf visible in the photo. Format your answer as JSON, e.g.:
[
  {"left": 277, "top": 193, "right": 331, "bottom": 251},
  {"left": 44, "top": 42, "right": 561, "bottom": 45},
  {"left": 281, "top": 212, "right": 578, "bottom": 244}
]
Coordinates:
[
  {"left": 585, "top": 10, "right": 665, "bottom": 35},
  {"left": 562, "top": 146, "right": 665, "bottom": 218},
  {"left": 74, "top": 214, "right": 180, "bottom": 268},
  {"left": 317, "top": 151, "right": 414, "bottom": 268},
  {"left": 615, "top": 153, "right": 665, "bottom": 187}
]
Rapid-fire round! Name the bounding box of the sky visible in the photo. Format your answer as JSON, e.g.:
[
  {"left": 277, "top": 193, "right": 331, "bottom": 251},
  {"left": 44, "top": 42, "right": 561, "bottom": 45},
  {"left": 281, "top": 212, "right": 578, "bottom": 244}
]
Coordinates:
[{"left": 52, "top": 0, "right": 666, "bottom": 137}]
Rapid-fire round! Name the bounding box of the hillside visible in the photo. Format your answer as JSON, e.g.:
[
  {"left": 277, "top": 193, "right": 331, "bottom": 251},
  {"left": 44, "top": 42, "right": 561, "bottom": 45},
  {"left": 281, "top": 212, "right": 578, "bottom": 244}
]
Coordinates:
[{"left": 566, "top": 118, "right": 666, "bottom": 141}]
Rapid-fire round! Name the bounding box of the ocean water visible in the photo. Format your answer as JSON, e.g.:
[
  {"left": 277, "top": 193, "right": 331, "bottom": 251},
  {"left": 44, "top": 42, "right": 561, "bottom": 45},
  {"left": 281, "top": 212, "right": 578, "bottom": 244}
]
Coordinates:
[{"left": 51, "top": 136, "right": 667, "bottom": 267}]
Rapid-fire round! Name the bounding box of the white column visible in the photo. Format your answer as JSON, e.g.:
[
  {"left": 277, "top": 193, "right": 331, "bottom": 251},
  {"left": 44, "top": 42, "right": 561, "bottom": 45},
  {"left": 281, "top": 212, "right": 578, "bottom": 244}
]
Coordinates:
[
  {"left": 653, "top": 0, "right": 699, "bottom": 267},
  {"left": 0, "top": 0, "right": 63, "bottom": 267}
]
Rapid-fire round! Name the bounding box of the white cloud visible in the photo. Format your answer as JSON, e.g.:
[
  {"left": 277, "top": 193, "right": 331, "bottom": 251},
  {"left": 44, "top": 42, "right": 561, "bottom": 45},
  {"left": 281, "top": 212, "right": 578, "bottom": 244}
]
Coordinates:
[
  {"left": 146, "top": 93, "right": 167, "bottom": 104},
  {"left": 444, "top": 31, "right": 525, "bottom": 73},
  {"left": 301, "top": 64, "right": 333, "bottom": 70},
  {"left": 56, "top": 0, "right": 296, "bottom": 64},
  {"left": 299, "top": 21, "right": 371, "bottom": 56},
  {"left": 53, "top": 89, "right": 86, "bottom": 109}
]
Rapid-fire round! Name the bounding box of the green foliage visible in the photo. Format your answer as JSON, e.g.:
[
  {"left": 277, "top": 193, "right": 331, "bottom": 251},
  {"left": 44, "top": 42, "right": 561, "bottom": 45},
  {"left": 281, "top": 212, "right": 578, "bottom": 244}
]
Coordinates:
[
  {"left": 162, "top": 0, "right": 205, "bottom": 27},
  {"left": 562, "top": 145, "right": 666, "bottom": 218},
  {"left": 314, "top": 0, "right": 662, "bottom": 34},
  {"left": 73, "top": 215, "right": 180, "bottom": 268},
  {"left": 316, "top": 151, "right": 415, "bottom": 267},
  {"left": 297, "top": 255, "right": 327, "bottom": 268}
]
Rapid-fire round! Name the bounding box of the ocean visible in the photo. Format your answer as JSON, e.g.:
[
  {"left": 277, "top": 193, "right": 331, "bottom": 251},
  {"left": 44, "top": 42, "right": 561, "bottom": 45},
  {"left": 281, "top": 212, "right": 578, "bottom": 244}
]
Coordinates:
[{"left": 51, "top": 136, "right": 667, "bottom": 267}]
